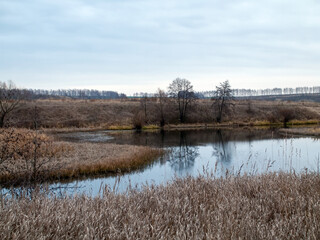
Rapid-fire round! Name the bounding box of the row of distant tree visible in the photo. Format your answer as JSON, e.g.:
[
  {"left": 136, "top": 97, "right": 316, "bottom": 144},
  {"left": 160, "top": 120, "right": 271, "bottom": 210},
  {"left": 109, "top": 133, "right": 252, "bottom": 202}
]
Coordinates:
[
  {"left": 134, "top": 86, "right": 320, "bottom": 98},
  {"left": 28, "top": 89, "right": 127, "bottom": 99}
]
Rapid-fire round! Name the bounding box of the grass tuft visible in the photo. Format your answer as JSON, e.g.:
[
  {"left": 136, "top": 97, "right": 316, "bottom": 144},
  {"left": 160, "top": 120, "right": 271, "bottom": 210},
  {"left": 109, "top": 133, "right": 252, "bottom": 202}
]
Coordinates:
[
  {"left": 142, "top": 124, "right": 160, "bottom": 130},
  {"left": 107, "top": 125, "right": 134, "bottom": 130}
]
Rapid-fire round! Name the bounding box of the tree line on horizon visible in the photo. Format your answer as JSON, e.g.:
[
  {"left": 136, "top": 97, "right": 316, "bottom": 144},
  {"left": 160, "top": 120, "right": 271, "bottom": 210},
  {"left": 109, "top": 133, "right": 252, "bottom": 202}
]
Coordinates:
[
  {"left": 28, "top": 88, "right": 127, "bottom": 99},
  {"left": 134, "top": 85, "right": 320, "bottom": 98}
]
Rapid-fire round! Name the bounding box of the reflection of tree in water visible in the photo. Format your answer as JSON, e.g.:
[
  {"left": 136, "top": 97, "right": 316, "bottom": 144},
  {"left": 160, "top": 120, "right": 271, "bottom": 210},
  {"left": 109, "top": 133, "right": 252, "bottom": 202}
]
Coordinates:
[
  {"left": 168, "top": 132, "right": 199, "bottom": 172},
  {"left": 2, "top": 182, "right": 80, "bottom": 199},
  {"left": 212, "top": 130, "right": 233, "bottom": 163}
]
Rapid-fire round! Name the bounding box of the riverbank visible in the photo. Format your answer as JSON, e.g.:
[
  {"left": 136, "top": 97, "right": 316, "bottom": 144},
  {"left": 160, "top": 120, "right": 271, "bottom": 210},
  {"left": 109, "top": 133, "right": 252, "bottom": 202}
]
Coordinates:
[
  {"left": 42, "top": 119, "right": 320, "bottom": 134},
  {"left": 0, "top": 139, "right": 163, "bottom": 186},
  {"left": 1, "top": 172, "right": 320, "bottom": 239}
]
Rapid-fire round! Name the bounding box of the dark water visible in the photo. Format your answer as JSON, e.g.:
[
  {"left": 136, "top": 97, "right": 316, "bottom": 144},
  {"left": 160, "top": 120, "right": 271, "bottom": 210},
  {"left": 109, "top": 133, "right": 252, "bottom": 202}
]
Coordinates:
[{"left": 51, "top": 129, "right": 320, "bottom": 196}]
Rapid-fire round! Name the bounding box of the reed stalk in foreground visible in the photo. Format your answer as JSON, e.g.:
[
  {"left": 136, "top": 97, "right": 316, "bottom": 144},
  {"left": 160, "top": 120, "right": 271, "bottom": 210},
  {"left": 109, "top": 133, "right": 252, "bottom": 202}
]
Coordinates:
[{"left": 1, "top": 172, "right": 320, "bottom": 239}]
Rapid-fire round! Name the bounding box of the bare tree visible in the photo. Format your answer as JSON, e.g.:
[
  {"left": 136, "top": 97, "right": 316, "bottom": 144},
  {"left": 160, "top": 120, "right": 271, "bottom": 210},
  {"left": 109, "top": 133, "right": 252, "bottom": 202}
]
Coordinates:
[
  {"left": 0, "top": 81, "right": 23, "bottom": 128},
  {"left": 168, "top": 78, "right": 196, "bottom": 123},
  {"left": 140, "top": 93, "right": 148, "bottom": 122},
  {"left": 155, "top": 88, "right": 167, "bottom": 127},
  {"left": 212, "top": 80, "right": 234, "bottom": 123}
]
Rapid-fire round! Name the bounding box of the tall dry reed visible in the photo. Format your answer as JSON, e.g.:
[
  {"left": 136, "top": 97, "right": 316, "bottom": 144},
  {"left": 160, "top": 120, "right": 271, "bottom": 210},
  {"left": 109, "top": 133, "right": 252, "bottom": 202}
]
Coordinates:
[{"left": 1, "top": 173, "right": 320, "bottom": 239}]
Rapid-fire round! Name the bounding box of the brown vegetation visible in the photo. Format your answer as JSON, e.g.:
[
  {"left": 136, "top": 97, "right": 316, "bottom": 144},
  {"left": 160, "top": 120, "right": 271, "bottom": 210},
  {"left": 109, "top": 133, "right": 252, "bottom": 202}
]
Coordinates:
[
  {"left": 51, "top": 142, "right": 164, "bottom": 180},
  {"left": 7, "top": 98, "right": 320, "bottom": 129},
  {"left": 0, "top": 129, "right": 163, "bottom": 185},
  {"left": 1, "top": 173, "right": 320, "bottom": 239},
  {"left": 0, "top": 128, "right": 70, "bottom": 184}
]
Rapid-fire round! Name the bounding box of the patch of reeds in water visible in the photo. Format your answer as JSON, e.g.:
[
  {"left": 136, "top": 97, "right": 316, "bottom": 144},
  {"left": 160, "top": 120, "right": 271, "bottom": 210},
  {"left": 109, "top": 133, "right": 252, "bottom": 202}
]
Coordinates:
[
  {"left": 53, "top": 146, "right": 164, "bottom": 180},
  {"left": 1, "top": 172, "right": 320, "bottom": 239}
]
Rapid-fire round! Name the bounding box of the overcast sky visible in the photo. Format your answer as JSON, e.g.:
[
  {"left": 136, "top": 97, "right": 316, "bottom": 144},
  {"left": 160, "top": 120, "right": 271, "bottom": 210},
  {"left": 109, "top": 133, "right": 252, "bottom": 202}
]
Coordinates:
[{"left": 1, "top": 0, "right": 320, "bottom": 94}]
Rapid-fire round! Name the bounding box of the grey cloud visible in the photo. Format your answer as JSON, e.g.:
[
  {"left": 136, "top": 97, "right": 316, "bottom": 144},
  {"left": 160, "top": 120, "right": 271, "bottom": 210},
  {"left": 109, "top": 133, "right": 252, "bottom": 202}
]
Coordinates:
[{"left": 0, "top": 0, "right": 320, "bottom": 92}]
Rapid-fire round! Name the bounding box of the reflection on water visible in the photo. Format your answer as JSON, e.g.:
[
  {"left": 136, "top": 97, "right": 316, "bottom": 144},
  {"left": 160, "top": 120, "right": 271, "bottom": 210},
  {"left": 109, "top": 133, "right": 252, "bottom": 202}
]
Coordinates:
[
  {"left": 212, "top": 130, "right": 233, "bottom": 163},
  {"left": 51, "top": 129, "right": 320, "bottom": 195},
  {"left": 168, "top": 131, "right": 200, "bottom": 173}
]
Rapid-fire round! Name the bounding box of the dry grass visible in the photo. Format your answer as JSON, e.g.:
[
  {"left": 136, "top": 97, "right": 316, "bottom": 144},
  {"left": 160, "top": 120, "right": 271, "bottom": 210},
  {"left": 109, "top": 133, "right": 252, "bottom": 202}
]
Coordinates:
[
  {"left": 108, "top": 125, "right": 134, "bottom": 130},
  {"left": 1, "top": 173, "right": 320, "bottom": 239},
  {"left": 52, "top": 142, "right": 164, "bottom": 180},
  {"left": 12, "top": 99, "right": 139, "bottom": 128},
  {"left": 7, "top": 99, "right": 320, "bottom": 129}
]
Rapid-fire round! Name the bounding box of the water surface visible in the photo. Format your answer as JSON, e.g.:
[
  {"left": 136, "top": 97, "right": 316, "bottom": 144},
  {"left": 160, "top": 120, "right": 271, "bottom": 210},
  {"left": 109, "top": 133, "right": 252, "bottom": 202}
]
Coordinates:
[{"left": 53, "top": 129, "right": 320, "bottom": 195}]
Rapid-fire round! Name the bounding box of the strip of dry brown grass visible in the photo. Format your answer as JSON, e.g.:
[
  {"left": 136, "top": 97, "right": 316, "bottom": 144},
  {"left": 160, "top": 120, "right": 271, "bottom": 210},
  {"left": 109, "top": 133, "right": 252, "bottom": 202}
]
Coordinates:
[
  {"left": 1, "top": 173, "right": 320, "bottom": 239},
  {"left": 54, "top": 142, "right": 164, "bottom": 179}
]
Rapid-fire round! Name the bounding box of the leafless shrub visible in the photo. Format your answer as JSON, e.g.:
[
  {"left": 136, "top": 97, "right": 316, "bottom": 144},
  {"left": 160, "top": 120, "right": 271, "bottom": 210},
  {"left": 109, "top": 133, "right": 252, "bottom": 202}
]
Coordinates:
[
  {"left": 132, "top": 111, "right": 145, "bottom": 130},
  {"left": 0, "top": 128, "right": 70, "bottom": 185},
  {"left": 276, "top": 107, "right": 296, "bottom": 127},
  {"left": 266, "top": 112, "right": 278, "bottom": 124}
]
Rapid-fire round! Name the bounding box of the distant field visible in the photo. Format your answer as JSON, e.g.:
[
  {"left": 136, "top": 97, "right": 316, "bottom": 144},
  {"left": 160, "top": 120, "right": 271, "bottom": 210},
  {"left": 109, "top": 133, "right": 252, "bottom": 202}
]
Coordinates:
[
  {"left": 237, "top": 93, "right": 320, "bottom": 102},
  {"left": 7, "top": 98, "right": 320, "bottom": 129}
]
